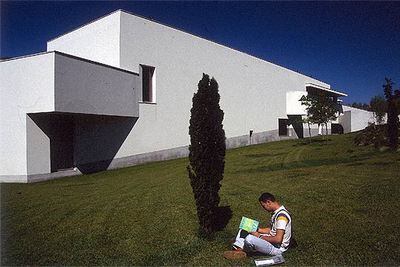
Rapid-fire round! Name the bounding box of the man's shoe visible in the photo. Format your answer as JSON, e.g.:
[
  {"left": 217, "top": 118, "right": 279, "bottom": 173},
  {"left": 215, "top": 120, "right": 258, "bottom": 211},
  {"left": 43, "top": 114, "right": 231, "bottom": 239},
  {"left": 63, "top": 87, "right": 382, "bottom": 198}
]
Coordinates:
[{"left": 223, "top": 250, "right": 247, "bottom": 260}]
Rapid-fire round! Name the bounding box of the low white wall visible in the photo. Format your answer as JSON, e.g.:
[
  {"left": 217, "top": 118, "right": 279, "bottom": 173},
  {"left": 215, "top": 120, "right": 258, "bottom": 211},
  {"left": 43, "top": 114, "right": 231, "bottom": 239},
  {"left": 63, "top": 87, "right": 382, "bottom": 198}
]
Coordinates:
[{"left": 342, "top": 105, "right": 376, "bottom": 132}]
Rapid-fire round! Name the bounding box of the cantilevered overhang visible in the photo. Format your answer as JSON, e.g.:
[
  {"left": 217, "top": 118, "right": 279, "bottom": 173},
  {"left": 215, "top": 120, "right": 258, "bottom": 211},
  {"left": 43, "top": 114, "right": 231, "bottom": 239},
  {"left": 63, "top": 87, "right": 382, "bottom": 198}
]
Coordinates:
[
  {"left": 286, "top": 83, "right": 347, "bottom": 116},
  {"left": 1, "top": 51, "right": 139, "bottom": 118},
  {"left": 305, "top": 83, "right": 347, "bottom": 97},
  {"left": 54, "top": 52, "right": 139, "bottom": 117}
]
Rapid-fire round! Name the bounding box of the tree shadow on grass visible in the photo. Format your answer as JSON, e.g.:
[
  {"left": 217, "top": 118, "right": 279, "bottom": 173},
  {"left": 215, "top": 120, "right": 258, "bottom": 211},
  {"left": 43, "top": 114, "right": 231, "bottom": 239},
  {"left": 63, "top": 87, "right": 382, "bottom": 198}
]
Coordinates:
[
  {"left": 213, "top": 206, "right": 233, "bottom": 232},
  {"left": 196, "top": 206, "right": 233, "bottom": 240}
]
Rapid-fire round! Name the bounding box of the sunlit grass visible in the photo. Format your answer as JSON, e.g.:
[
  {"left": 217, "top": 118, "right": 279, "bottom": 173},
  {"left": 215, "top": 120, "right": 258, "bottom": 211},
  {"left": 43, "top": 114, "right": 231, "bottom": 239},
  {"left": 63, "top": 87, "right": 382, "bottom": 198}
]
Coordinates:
[{"left": 1, "top": 133, "right": 400, "bottom": 265}]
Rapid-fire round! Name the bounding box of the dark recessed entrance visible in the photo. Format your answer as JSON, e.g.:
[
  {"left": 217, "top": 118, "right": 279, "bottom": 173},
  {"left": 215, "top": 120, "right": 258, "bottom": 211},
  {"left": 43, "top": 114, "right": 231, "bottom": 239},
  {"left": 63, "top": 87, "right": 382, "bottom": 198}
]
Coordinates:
[
  {"left": 28, "top": 113, "right": 75, "bottom": 172},
  {"left": 28, "top": 112, "right": 138, "bottom": 175},
  {"left": 50, "top": 116, "right": 74, "bottom": 171}
]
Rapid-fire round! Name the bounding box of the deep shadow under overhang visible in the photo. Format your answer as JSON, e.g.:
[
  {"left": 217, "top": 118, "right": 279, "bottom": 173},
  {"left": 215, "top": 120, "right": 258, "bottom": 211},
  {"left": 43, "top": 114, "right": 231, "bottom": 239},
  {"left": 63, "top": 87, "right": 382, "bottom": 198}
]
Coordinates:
[
  {"left": 28, "top": 112, "right": 138, "bottom": 174},
  {"left": 306, "top": 83, "right": 347, "bottom": 98}
]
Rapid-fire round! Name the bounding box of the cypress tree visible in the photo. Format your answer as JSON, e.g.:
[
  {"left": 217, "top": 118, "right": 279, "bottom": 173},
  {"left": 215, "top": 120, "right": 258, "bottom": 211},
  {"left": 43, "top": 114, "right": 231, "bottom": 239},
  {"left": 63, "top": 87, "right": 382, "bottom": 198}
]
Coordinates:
[
  {"left": 187, "top": 74, "right": 226, "bottom": 236},
  {"left": 383, "top": 78, "right": 400, "bottom": 150}
]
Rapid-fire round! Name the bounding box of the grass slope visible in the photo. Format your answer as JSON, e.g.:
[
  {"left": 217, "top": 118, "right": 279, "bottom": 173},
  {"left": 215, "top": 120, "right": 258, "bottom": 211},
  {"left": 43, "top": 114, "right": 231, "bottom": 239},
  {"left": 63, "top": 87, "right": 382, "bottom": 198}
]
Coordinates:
[{"left": 1, "top": 134, "right": 400, "bottom": 265}]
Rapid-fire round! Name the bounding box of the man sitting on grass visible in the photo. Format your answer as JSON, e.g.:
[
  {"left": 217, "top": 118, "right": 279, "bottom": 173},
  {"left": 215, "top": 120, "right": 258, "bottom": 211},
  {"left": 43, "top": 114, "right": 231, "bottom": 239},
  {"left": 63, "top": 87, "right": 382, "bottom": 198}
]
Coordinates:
[{"left": 225, "top": 192, "right": 293, "bottom": 259}]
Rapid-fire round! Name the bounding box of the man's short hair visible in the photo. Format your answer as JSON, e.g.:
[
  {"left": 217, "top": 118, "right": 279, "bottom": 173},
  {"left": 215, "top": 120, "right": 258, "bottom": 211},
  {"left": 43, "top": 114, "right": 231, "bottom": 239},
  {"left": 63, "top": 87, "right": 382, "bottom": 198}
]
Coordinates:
[{"left": 258, "top": 192, "right": 276, "bottom": 203}]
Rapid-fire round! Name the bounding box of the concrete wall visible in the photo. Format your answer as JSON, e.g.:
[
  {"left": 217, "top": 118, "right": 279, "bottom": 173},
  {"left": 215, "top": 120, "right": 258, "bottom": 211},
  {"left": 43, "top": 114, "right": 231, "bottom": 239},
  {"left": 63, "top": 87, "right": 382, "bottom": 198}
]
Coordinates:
[
  {"left": 54, "top": 53, "right": 139, "bottom": 117},
  {"left": 47, "top": 11, "right": 121, "bottom": 68},
  {"left": 341, "top": 105, "right": 376, "bottom": 132},
  {"left": 0, "top": 53, "right": 55, "bottom": 181}
]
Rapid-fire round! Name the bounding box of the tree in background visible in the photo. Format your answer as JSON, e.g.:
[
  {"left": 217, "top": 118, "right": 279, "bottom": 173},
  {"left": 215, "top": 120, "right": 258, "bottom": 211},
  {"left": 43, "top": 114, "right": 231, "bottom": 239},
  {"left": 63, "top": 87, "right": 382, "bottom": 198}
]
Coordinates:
[
  {"left": 350, "top": 102, "right": 371, "bottom": 111},
  {"left": 300, "top": 95, "right": 316, "bottom": 142},
  {"left": 299, "top": 116, "right": 313, "bottom": 143},
  {"left": 383, "top": 78, "right": 400, "bottom": 150},
  {"left": 300, "top": 92, "right": 339, "bottom": 138},
  {"left": 187, "top": 74, "right": 229, "bottom": 236},
  {"left": 369, "top": 95, "right": 387, "bottom": 125}
]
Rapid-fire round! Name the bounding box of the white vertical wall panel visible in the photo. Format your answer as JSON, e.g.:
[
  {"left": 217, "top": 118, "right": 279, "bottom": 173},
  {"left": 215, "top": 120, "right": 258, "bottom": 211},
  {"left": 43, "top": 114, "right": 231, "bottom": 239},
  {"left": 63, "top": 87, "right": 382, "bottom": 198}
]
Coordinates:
[
  {"left": 26, "top": 115, "right": 51, "bottom": 175},
  {"left": 286, "top": 91, "right": 307, "bottom": 115},
  {"left": 0, "top": 53, "right": 55, "bottom": 178},
  {"left": 47, "top": 11, "right": 121, "bottom": 68}
]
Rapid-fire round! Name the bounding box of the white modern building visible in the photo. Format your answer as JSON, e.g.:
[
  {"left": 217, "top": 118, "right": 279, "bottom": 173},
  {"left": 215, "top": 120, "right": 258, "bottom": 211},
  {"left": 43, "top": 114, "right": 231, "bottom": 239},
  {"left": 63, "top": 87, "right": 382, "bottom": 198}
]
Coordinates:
[{"left": 0, "top": 10, "right": 376, "bottom": 183}]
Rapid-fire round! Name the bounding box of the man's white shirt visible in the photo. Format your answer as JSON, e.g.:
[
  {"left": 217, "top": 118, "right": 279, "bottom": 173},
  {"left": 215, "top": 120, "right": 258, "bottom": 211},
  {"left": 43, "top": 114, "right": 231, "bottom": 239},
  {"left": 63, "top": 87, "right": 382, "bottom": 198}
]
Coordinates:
[{"left": 265, "top": 205, "right": 292, "bottom": 251}]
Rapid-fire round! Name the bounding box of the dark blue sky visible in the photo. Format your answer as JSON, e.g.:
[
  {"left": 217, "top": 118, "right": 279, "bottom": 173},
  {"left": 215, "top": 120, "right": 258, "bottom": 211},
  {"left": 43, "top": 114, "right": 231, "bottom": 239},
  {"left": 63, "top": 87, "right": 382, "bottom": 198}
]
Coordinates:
[{"left": 1, "top": 1, "right": 399, "bottom": 104}]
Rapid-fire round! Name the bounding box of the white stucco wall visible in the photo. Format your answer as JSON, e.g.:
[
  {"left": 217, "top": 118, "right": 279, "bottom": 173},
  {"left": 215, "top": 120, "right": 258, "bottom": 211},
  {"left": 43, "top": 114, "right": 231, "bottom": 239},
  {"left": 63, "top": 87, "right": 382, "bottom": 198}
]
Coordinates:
[
  {"left": 47, "top": 11, "right": 121, "bottom": 68},
  {"left": 54, "top": 53, "right": 139, "bottom": 117},
  {"left": 46, "top": 10, "right": 332, "bottom": 159},
  {"left": 116, "top": 11, "right": 332, "bottom": 157},
  {"left": 0, "top": 51, "right": 139, "bottom": 182},
  {"left": 26, "top": 115, "right": 51, "bottom": 176},
  {"left": 0, "top": 53, "right": 55, "bottom": 180},
  {"left": 286, "top": 91, "right": 307, "bottom": 115},
  {"left": 341, "top": 105, "right": 376, "bottom": 132},
  {"left": 339, "top": 111, "right": 352, "bottom": 133}
]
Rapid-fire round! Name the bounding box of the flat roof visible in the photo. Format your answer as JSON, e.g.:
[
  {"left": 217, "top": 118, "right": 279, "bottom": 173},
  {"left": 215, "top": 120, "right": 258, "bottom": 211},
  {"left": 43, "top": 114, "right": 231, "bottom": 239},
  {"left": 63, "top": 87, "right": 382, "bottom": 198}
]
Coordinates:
[
  {"left": 0, "top": 51, "right": 139, "bottom": 76},
  {"left": 48, "top": 9, "right": 331, "bottom": 87},
  {"left": 54, "top": 51, "right": 139, "bottom": 76},
  {"left": 305, "top": 83, "right": 347, "bottom": 97}
]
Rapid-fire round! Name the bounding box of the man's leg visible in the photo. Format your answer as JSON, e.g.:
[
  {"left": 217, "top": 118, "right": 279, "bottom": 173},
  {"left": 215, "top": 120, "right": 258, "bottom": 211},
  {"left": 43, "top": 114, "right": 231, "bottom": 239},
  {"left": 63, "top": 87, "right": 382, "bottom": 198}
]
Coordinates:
[
  {"left": 232, "top": 229, "right": 249, "bottom": 249},
  {"left": 243, "top": 235, "right": 282, "bottom": 256},
  {"left": 224, "top": 230, "right": 248, "bottom": 260}
]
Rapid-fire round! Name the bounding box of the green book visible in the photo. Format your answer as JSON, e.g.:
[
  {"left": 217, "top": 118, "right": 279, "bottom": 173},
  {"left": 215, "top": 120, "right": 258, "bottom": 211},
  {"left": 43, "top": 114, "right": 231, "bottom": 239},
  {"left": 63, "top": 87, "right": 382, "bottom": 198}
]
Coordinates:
[{"left": 239, "top": 216, "right": 259, "bottom": 232}]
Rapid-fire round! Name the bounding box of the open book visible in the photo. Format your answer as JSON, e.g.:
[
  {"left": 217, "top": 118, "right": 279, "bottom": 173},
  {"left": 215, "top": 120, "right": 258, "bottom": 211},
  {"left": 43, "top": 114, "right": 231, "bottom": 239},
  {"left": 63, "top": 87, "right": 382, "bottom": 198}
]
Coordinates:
[
  {"left": 239, "top": 216, "right": 259, "bottom": 232},
  {"left": 254, "top": 255, "right": 285, "bottom": 266}
]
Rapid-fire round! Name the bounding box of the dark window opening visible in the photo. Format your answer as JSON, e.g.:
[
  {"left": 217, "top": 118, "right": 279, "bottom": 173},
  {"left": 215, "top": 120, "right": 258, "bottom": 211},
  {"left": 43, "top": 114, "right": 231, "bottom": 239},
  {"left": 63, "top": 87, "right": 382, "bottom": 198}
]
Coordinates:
[
  {"left": 141, "top": 65, "right": 155, "bottom": 102},
  {"left": 331, "top": 123, "right": 344, "bottom": 134},
  {"left": 279, "top": 119, "right": 288, "bottom": 136}
]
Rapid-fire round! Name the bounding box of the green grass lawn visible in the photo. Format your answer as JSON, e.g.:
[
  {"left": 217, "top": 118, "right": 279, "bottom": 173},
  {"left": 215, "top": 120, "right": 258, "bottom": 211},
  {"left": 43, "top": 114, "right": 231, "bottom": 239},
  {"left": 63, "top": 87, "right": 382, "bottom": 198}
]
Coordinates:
[{"left": 1, "top": 133, "right": 400, "bottom": 265}]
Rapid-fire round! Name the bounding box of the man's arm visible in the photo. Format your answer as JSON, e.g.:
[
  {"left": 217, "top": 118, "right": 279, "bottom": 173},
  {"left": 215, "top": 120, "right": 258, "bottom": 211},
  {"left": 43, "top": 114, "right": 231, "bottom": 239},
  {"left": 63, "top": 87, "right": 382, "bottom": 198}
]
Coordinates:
[
  {"left": 257, "top": 227, "right": 271, "bottom": 234},
  {"left": 251, "top": 229, "right": 285, "bottom": 245}
]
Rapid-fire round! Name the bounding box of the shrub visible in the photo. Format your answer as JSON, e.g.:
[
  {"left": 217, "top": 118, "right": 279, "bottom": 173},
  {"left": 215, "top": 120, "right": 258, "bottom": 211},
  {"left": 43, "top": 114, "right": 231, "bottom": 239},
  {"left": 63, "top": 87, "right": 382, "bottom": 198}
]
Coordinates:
[{"left": 353, "top": 123, "right": 400, "bottom": 149}]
